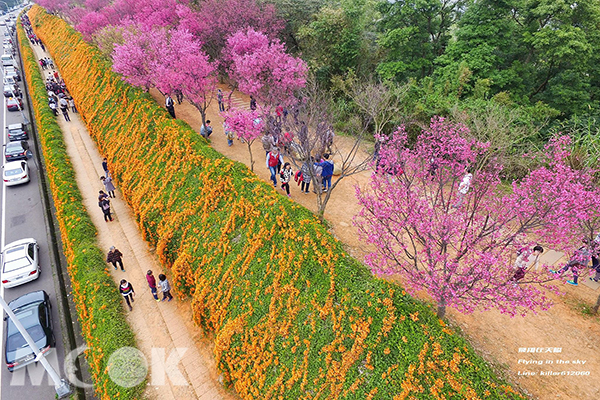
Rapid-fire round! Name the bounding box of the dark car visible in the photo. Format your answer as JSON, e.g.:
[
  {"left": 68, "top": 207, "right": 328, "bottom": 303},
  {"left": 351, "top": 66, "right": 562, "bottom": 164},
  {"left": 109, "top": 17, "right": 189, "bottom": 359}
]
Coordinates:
[
  {"left": 3, "top": 84, "right": 16, "bottom": 98},
  {"left": 4, "top": 140, "right": 28, "bottom": 161},
  {"left": 4, "top": 290, "right": 54, "bottom": 372},
  {"left": 6, "top": 96, "right": 22, "bottom": 111},
  {"left": 6, "top": 123, "right": 28, "bottom": 141}
]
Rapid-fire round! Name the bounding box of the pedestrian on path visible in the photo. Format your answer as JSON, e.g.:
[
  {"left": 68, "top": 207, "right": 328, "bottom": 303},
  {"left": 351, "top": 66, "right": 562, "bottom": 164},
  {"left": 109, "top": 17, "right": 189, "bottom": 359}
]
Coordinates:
[
  {"left": 511, "top": 245, "right": 544, "bottom": 281},
  {"left": 68, "top": 97, "right": 77, "bottom": 113},
  {"left": 49, "top": 100, "right": 58, "bottom": 116},
  {"left": 551, "top": 246, "right": 591, "bottom": 286},
  {"left": 99, "top": 197, "right": 113, "bottom": 222},
  {"left": 119, "top": 279, "right": 135, "bottom": 311},
  {"left": 316, "top": 154, "right": 334, "bottom": 192},
  {"left": 165, "top": 95, "right": 176, "bottom": 119},
  {"left": 107, "top": 246, "right": 124, "bottom": 271},
  {"left": 300, "top": 161, "right": 312, "bottom": 194},
  {"left": 101, "top": 175, "right": 116, "bottom": 198},
  {"left": 175, "top": 89, "right": 183, "bottom": 104},
  {"left": 146, "top": 270, "right": 160, "bottom": 301},
  {"left": 200, "top": 120, "right": 213, "bottom": 139},
  {"left": 102, "top": 157, "right": 109, "bottom": 175},
  {"left": 250, "top": 95, "right": 257, "bottom": 111},
  {"left": 223, "top": 122, "right": 234, "bottom": 146},
  {"left": 266, "top": 148, "right": 284, "bottom": 187},
  {"left": 61, "top": 106, "right": 70, "bottom": 122},
  {"left": 158, "top": 274, "right": 173, "bottom": 301},
  {"left": 280, "top": 162, "right": 293, "bottom": 197},
  {"left": 217, "top": 89, "right": 225, "bottom": 112},
  {"left": 453, "top": 167, "right": 473, "bottom": 208}
]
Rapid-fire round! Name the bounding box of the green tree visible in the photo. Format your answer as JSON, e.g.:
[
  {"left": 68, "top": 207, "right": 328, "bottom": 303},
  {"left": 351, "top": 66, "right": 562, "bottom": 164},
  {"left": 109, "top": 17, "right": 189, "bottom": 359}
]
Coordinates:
[{"left": 376, "top": 0, "right": 464, "bottom": 81}]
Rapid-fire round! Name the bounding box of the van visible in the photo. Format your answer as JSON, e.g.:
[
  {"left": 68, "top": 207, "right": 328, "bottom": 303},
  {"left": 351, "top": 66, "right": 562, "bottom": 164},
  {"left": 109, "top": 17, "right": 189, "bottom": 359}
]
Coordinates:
[{"left": 1, "top": 54, "right": 13, "bottom": 67}]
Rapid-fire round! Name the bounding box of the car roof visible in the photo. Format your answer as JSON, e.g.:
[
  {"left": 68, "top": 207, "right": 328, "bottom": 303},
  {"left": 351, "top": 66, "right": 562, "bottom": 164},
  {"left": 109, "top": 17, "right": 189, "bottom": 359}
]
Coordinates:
[
  {"left": 7, "top": 123, "right": 22, "bottom": 129},
  {"left": 5, "top": 141, "right": 24, "bottom": 148},
  {"left": 4, "top": 160, "right": 26, "bottom": 168},
  {"left": 7, "top": 290, "right": 47, "bottom": 311}
]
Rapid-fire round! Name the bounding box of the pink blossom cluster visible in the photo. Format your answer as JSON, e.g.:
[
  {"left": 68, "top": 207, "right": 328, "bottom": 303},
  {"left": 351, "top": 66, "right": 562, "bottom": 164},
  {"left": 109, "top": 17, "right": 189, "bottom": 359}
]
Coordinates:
[{"left": 356, "top": 117, "right": 600, "bottom": 317}]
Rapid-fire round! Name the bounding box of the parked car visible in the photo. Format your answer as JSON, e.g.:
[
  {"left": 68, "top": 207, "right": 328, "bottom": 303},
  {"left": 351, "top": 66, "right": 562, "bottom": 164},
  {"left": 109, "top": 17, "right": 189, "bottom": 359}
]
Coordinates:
[
  {"left": 6, "top": 122, "right": 28, "bottom": 141},
  {"left": 3, "top": 160, "right": 29, "bottom": 186},
  {"left": 5, "top": 69, "right": 19, "bottom": 81},
  {"left": 6, "top": 96, "right": 22, "bottom": 111},
  {"left": 4, "top": 140, "right": 28, "bottom": 161},
  {"left": 1, "top": 53, "right": 13, "bottom": 67},
  {"left": 4, "top": 65, "right": 20, "bottom": 80},
  {"left": 3, "top": 83, "right": 16, "bottom": 97},
  {"left": 1, "top": 238, "right": 40, "bottom": 289},
  {"left": 4, "top": 290, "right": 54, "bottom": 372}
]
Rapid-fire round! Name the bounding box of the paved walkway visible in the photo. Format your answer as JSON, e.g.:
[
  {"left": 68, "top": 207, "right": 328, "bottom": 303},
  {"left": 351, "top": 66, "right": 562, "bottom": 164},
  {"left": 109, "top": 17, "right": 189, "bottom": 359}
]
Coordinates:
[{"left": 27, "top": 39, "right": 234, "bottom": 400}]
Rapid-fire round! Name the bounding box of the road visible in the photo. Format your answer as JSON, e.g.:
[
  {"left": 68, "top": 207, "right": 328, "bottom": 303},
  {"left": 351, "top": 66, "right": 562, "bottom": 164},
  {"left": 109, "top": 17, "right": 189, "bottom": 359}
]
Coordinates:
[{"left": 0, "top": 12, "right": 68, "bottom": 400}]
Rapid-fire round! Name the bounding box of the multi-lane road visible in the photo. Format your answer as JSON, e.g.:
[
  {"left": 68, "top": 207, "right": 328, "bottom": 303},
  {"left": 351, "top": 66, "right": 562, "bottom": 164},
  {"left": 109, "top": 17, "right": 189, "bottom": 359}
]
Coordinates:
[{"left": 0, "top": 11, "right": 71, "bottom": 399}]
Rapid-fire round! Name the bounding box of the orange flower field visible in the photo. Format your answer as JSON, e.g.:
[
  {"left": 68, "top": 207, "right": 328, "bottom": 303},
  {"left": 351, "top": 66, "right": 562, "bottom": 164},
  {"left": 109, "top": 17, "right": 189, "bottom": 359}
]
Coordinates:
[{"left": 27, "top": 6, "right": 527, "bottom": 399}]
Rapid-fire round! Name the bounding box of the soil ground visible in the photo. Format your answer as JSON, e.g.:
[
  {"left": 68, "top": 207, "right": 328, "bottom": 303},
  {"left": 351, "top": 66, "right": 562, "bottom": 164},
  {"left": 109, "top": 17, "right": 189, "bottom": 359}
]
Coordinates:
[{"left": 156, "top": 86, "right": 600, "bottom": 400}]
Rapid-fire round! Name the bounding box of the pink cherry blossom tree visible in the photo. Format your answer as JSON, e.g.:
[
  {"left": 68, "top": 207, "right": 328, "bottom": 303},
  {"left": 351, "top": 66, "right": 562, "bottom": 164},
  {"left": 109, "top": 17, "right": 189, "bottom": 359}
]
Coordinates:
[
  {"left": 355, "top": 118, "right": 595, "bottom": 319},
  {"left": 191, "top": 0, "right": 283, "bottom": 60},
  {"left": 224, "top": 28, "right": 307, "bottom": 110},
  {"left": 222, "top": 108, "right": 264, "bottom": 171},
  {"left": 112, "top": 24, "right": 164, "bottom": 90},
  {"left": 113, "top": 25, "right": 216, "bottom": 126}
]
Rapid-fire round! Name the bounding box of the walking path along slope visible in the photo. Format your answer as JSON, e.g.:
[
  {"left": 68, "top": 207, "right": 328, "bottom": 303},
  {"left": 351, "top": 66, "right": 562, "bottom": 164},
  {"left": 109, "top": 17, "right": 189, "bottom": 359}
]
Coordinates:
[{"left": 28, "top": 38, "right": 237, "bottom": 400}]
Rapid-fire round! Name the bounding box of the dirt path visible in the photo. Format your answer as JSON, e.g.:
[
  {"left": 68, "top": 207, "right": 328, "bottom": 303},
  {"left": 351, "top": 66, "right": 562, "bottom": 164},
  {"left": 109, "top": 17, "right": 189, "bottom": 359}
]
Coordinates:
[
  {"left": 156, "top": 87, "right": 600, "bottom": 400},
  {"left": 29, "top": 45, "right": 238, "bottom": 400}
]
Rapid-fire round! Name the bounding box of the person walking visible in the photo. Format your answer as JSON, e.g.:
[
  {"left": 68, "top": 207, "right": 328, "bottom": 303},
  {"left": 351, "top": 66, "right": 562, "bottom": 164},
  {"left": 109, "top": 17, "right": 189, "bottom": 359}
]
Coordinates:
[
  {"left": 49, "top": 100, "right": 58, "bottom": 116},
  {"left": 217, "top": 89, "right": 225, "bottom": 112},
  {"left": 68, "top": 97, "right": 77, "bottom": 113},
  {"left": 107, "top": 246, "right": 124, "bottom": 271},
  {"left": 99, "top": 196, "right": 113, "bottom": 222},
  {"left": 165, "top": 95, "right": 176, "bottom": 118},
  {"left": 250, "top": 95, "right": 257, "bottom": 111},
  {"left": 101, "top": 175, "right": 116, "bottom": 198},
  {"left": 453, "top": 167, "right": 473, "bottom": 208},
  {"left": 551, "top": 246, "right": 591, "bottom": 286},
  {"left": 146, "top": 270, "right": 160, "bottom": 301},
  {"left": 158, "top": 274, "right": 173, "bottom": 302},
  {"left": 119, "top": 279, "right": 135, "bottom": 311},
  {"left": 316, "top": 154, "right": 334, "bottom": 192},
  {"left": 511, "top": 245, "right": 544, "bottom": 281},
  {"left": 61, "top": 106, "right": 70, "bottom": 122},
  {"left": 200, "top": 120, "right": 213, "bottom": 139},
  {"left": 102, "top": 157, "right": 109, "bottom": 175},
  {"left": 266, "top": 148, "right": 284, "bottom": 187},
  {"left": 280, "top": 162, "right": 293, "bottom": 197},
  {"left": 300, "top": 161, "right": 312, "bottom": 194}
]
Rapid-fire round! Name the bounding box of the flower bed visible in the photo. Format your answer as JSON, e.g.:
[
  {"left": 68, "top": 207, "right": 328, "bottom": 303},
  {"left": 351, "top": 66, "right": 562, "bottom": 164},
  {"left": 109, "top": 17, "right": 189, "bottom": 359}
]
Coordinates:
[
  {"left": 28, "top": 5, "right": 526, "bottom": 399},
  {"left": 18, "top": 15, "right": 144, "bottom": 400}
]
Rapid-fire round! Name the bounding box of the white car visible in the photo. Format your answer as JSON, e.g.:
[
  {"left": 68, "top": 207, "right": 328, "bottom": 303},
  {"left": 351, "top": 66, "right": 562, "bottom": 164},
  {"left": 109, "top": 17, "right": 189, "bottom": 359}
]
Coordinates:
[
  {"left": 3, "top": 160, "right": 29, "bottom": 186},
  {"left": 1, "top": 238, "right": 40, "bottom": 288}
]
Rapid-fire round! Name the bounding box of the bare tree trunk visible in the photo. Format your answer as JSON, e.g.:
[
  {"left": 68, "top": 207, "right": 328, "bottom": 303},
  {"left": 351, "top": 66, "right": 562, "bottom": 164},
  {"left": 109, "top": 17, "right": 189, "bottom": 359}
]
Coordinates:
[
  {"left": 247, "top": 142, "right": 255, "bottom": 172},
  {"left": 437, "top": 298, "right": 447, "bottom": 319},
  {"left": 593, "top": 294, "right": 600, "bottom": 314}
]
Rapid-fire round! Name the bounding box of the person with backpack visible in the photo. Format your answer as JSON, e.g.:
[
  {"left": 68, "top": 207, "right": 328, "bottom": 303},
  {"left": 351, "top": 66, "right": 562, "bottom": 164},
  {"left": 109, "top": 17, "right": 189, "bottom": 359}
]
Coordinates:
[
  {"left": 300, "top": 161, "right": 312, "bottom": 194},
  {"left": 98, "top": 196, "right": 113, "bottom": 221},
  {"left": 106, "top": 246, "right": 124, "bottom": 271},
  {"left": 266, "top": 148, "right": 284, "bottom": 187}
]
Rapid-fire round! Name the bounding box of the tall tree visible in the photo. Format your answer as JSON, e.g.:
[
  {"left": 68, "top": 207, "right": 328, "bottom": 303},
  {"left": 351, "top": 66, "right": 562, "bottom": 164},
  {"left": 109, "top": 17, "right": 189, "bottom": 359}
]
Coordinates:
[{"left": 376, "top": 0, "right": 463, "bottom": 80}]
